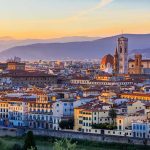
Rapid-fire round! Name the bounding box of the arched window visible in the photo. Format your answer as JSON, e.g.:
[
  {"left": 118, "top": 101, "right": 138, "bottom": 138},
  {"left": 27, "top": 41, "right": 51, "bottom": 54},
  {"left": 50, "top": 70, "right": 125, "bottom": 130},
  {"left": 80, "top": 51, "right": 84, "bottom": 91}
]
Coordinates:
[{"left": 120, "top": 47, "right": 122, "bottom": 53}]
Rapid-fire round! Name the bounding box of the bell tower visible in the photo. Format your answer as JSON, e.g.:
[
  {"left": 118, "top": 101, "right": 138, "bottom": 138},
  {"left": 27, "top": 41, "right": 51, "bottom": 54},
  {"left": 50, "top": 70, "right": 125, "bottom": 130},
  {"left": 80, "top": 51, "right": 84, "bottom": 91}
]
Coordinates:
[
  {"left": 134, "top": 54, "right": 142, "bottom": 74},
  {"left": 113, "top": 48, "right": 119, "bottom": 74},
  {"left": 118, "top": 36, "right": 128, "bottom": 74}
]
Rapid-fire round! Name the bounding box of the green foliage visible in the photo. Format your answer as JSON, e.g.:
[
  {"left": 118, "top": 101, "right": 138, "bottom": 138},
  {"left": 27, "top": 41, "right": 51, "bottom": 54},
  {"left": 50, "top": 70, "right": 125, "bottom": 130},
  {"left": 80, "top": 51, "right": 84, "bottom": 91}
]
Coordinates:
[
  {"left": 23, "top": 131, "right": 37, "bottom": 150},
  {"left": 11, "top": 143, "right": 22, "bottom": 150},
  {"left": 109, "top": 108, "right": 117, "bottom": 124},
  {"left": 53, "top": 139, "right": 76, "bottom": 150},
  {"left": 59, "top": 118, "right": 74, "bottom": 130},
  {"left": 27, "top": 146, "right": 36, "bottom": 150},
  {"left": 92, "top": 123, "right": 117, "bottom": 130},
  {"left": 0, "top": 138, "right": 13, "bottom": 150}
]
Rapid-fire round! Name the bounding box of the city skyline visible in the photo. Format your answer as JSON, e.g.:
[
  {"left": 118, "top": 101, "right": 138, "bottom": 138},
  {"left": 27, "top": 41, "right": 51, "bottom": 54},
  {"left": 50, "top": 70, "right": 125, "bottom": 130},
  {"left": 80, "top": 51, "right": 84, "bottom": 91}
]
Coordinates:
[{"left": 0, "top": 0, "right": 150, "bottom": 39}]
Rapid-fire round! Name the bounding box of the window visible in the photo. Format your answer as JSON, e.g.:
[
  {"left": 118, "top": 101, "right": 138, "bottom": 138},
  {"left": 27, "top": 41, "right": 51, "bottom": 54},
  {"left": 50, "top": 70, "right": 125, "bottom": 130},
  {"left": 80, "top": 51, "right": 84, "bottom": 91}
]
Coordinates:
[
  {"left": 120, "top": 47, "right": 122, "bottom": 53},
  {"left": 79, "top": 120, "right": 82, "bottom": 124},
  {"left": 133, "top": 124, "right": 136, "bottom": 130},
  {"left": 64, "top": 103, "right": 67, "bottom": 106},
  {"left": 119, "top": 125, "right": 122, "bottom": 130},
  {"left": 143, "top": 125, "right": 146, "bottom": 130},
  {"left": 140, "top": 125, "right": 142, "bottom": 130}
]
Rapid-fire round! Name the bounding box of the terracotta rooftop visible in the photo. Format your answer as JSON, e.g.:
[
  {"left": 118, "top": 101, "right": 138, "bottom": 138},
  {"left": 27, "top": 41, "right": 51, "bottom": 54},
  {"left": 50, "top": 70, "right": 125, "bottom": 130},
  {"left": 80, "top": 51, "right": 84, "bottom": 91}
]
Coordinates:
[
  {"left": 1, "top": 70, "right": 56, "bottom": 77},
  {"left": 121, "top": 93, "right": 150, "bottom": 97},
  {"left": 75, "top": 99, "right": 111, "bottom": 111},
  {"left": 101, "top": 54, "right": 114, "bottom": 66}
]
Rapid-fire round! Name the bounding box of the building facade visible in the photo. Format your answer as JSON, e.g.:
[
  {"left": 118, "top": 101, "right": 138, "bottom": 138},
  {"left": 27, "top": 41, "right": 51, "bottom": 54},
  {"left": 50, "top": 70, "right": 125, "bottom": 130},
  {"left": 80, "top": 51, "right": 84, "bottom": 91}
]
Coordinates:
[{"left": 128, "top": 54, "right": 150, "bottom": 74}]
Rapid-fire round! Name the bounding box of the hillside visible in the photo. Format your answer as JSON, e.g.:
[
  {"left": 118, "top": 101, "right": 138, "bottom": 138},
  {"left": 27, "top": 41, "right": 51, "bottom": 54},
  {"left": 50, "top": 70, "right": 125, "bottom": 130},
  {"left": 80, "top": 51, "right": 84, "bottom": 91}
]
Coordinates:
[{"left": 0, "top": 34, "right": 150, "bottom": 60}]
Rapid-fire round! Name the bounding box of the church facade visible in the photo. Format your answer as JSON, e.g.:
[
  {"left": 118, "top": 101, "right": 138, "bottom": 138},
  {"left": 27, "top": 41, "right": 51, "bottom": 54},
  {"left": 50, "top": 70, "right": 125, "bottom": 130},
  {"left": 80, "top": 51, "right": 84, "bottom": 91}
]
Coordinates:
[
  {"left": 128, "top": 54, "right": 150, "bottom": 74},
  {"left": 100, "top": 36, "right": 129, "bottom": 74},
  {"left": 100, "top": 36, "right": 150, "bottom": 75}
]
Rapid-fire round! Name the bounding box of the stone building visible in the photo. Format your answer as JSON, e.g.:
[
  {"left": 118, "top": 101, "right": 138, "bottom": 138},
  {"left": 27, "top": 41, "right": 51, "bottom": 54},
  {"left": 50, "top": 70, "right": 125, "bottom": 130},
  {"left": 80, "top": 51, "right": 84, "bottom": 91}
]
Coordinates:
[
  {"left": 7, "top": 62, "right": 25, "bottom": 71},
  {"left": 1, "top": 70, "right": 57, "bottom": 87},
  {"left": 0, "top": 61, "right": 25, "bottom": 71},
  {"left": 128, "top": 54, "right": 150, "bottom": 74}
]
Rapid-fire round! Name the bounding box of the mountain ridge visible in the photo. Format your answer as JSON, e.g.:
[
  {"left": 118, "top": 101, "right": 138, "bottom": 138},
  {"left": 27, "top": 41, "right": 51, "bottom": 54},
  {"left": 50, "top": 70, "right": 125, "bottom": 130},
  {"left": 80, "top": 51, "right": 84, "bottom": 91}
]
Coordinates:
[{"left": 0, "top": 34, "right": 150, "bottom": 60}]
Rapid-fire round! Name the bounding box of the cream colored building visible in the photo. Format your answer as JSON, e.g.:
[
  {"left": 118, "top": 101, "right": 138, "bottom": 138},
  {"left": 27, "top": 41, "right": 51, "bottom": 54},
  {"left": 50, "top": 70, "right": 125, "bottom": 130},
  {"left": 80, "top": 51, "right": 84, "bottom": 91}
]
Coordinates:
[
  {"left": 116, "top": 114, "right": 146, "bottom": 131},
  {"left": 127, "top": 101, "right": 145, "bottom": 114},
  {"left": 99, "top": 91, "right": 117, "bottom": 103}
]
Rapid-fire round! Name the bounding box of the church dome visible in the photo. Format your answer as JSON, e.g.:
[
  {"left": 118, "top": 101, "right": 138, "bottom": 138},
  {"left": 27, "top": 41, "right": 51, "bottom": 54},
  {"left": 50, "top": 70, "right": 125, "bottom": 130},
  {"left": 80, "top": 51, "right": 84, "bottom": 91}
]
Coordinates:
[
  {"left": 101, "top": 54, "right": 114, "bottom": 66},
  {"left": 100, "top": 54, "right": 114, "bottom": 73}
]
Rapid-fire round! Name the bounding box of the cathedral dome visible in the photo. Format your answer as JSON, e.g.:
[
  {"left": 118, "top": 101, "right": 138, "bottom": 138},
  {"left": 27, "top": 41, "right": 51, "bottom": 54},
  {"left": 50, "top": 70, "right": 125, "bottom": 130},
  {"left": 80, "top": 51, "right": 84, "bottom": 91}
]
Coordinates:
[
  {"left": 101, "top": 54, "right": 114, "bottom": 66},
  {"left": 100, "top": 54, "right": 114, "bottom": 73}
]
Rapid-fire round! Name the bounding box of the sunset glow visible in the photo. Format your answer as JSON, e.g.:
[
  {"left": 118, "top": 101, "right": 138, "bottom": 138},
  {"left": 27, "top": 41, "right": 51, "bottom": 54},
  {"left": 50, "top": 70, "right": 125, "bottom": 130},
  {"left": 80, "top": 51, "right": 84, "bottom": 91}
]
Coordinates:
[{"left": 0, "top": 0, "right": 150, "bottom": 39}]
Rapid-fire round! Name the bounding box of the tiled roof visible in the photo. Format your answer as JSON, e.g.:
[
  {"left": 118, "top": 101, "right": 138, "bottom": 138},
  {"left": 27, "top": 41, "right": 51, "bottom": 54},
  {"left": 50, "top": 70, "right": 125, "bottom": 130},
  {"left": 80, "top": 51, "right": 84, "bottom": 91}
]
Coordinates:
[
  {"left": 75, "top": 99, "right": 111, "bottom": 111},
  {"left": 1, "top": 70, "right": 56, "bottom": 77}
]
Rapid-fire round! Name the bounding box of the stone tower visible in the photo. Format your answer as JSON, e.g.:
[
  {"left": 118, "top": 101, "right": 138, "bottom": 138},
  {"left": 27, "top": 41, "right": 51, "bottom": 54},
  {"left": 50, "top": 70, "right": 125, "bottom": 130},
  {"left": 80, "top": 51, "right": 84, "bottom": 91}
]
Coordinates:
[
  {"left": 118, "top": 36, "right": 128, "bottom": 74},
  {"left": 113, "top": 48, "right": 119, "bottom": 74},
  {"left": 134, "top": 54, "right": 142, "bottom": 74}
]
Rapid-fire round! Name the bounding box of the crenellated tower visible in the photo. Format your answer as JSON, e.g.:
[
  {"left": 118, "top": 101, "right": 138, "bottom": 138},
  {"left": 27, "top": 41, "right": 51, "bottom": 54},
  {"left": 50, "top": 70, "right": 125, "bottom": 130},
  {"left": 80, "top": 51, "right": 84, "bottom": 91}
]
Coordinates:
[
  {"left": 118, "top": 36, "right": 128, "bottom": 74},
  {"left": 134, "top": 54, "right": 142, "bottom": 74}
]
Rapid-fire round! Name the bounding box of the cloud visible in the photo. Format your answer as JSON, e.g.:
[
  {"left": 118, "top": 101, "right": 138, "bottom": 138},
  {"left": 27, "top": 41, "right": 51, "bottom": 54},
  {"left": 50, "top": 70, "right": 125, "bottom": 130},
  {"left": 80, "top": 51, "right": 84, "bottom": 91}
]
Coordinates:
[
  {"left": 47, "top": 0, "right": 114, "bottom": 24},
  {"left": 75, "top": 0, "right": 114, "bottom": 18}
]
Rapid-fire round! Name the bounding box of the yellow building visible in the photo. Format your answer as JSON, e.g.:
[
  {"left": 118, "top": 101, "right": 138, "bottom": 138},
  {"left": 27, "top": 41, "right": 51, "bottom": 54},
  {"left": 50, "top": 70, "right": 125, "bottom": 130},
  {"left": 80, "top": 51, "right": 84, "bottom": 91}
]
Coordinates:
[
  {"left": 120, "top": 93, "right": 150, "bottom": 101},
  {"left": 74, "top": 100, "right": 112, "bottom": 132},
  {"left": 7, "top": 62, "right": 25, "bottom": 71},
  {"left": 95, "top": 75, "right": 112, "bottom": 81},
  {"left": 99, "top": 91, "right": 117, "bottom": 103},
  {"left": 0, "top": 100, "right": 9, "bottom": 126}
]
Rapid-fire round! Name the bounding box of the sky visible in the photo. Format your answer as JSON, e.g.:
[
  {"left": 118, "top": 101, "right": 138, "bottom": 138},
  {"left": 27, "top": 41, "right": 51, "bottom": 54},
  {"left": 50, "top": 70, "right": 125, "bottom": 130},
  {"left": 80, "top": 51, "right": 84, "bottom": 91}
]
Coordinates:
[{"left": 0, "top": 0, "right": 150, "bottom": 39}]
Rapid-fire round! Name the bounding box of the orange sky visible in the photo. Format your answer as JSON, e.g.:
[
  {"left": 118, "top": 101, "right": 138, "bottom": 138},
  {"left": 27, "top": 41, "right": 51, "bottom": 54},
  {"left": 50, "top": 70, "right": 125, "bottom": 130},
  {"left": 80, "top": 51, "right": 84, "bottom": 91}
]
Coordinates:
[{"left": 0, "top": 0, "right": 150, "bottom": 39}]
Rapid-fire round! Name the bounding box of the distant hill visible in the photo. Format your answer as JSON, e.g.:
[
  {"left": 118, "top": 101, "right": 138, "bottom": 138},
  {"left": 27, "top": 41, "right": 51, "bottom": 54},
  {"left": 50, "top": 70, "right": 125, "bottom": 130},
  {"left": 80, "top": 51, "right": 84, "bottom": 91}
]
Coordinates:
[
  {"left": 0, "top": 34, "right": 150, "bottom": 60},
  {"left": 0, "top": 36, "right": 101, "bottom": 52},
  {"left": 129, "top": 48, "right": 150, "bottom": 58}
]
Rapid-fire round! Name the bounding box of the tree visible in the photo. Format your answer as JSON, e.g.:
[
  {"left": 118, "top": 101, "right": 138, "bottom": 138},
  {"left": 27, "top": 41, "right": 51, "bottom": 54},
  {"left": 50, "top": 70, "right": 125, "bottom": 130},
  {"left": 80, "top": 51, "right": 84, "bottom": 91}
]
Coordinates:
[
  {"left": 59, "top": 119, "right": 74, "bottom": 130},
  {"left": 53, "top": 139, "right": 76, "bottom": 150},
  {"left": 59, "top": 120, "right": 68, "bottom": 129},
  {"left": 12, "top": 143, "right": 22, "bottom": 150},
  {"left": 92, "top": 123, "right": 117, "bottom": 130},
  {"left": 23, "top": 131, "right": 37, "bottom": 150},
  {"left": 68, "top": 118, "right": 74, "bottom": 129},
  {"left": 109, "top": 108, "right": 117, "bottom": 125}
]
